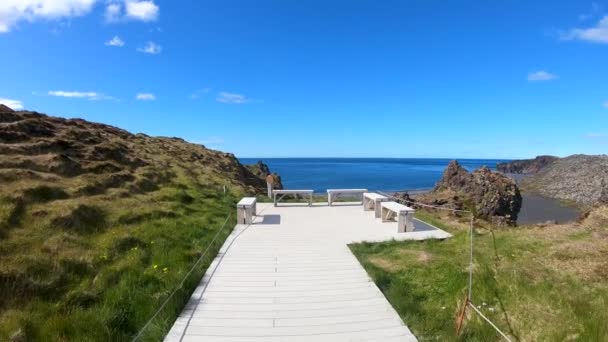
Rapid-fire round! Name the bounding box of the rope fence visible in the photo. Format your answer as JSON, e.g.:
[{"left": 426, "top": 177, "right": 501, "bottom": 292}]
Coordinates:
[
  {"left": 378, "top": 190, "right": 514, "bottom": 341},
  {"left": 132, "top": 186, "right": 515, "bottom": 341},
  {"left": 132, "top": 213, "right": 234, "bottom": 341}
]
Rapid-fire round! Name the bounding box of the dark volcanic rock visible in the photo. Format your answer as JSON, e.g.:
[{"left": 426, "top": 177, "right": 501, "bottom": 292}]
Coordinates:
[
  {"left": 0, "top": 104, "right": 14, "bottom": 113},
  {"left": 245, "top": 160, "right": 284, "bottom": 190},
  {"left": 521, "top": 154, "right": 608, "bottom": 206},
  {"left": 497, "top": 155, "right": 558, "bottom": 174},
  {"left": 422, "top": 160, "right": 522, "bottom": 225}
]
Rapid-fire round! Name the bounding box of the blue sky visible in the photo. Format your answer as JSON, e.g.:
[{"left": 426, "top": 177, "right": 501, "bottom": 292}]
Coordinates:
[{"left": 0, "top": 0, "right": 607, "bottom": 159}]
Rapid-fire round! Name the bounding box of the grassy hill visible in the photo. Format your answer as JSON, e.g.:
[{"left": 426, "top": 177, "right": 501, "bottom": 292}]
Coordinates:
[
  {"left": 0, "top": 108, "right": 265, "bottom": 341},
  {"left": 351, "top": 206, "right": 608, "bottom": 341}
]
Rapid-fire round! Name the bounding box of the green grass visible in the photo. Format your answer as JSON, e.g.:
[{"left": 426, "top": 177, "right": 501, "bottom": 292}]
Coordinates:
[
  {"left": 350, "top": 209, "right": 608, "bottom": 341},
  {"left": 0, "top": 184, "right": 239, "bottom": 341}
]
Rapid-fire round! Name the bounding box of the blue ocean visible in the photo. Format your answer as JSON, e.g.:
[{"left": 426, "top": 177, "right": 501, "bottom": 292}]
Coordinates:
[{"left": 239, "top": 158, "right": 509, "bottom": 193}]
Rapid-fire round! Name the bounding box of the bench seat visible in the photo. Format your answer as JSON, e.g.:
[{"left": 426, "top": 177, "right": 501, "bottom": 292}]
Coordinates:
[
  {"left": 363, "top": 192, "right": 389, "bottom": 218},
  {"left": 327, "top": 189, "right": 368, "bottom": 206},
  {"left": 381, "top": 201, "right": 415, "bottom": 233},
  {"left": 236, "top": 197, "right": 257, "bottom": 224},
  {"left": 273, "top": 189, "right": 314, "bottom": 207}
]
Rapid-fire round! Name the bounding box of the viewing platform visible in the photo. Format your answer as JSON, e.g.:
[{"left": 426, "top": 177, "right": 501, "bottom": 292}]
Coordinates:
[{"left": 166, "top": 201, "right": 451, "bottom": 341}]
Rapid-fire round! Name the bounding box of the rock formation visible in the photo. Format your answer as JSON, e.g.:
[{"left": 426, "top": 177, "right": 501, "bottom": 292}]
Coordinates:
[
  {"left": 521, "top": 154, "right": 608, "bottom": 206},
  {"left": 245, "top": 160, "right": 284, "bottom": 190},
  {"left": 496, "top": 155, "right": 558, "bottom": 174},
  {"left": 418, "top": 160, "right": 522, "bottom": 225}
]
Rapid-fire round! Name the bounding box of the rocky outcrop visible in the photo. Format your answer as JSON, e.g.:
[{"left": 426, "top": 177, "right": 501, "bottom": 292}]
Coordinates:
[
  {"left": 521, "top": 154, "right": 608, "bottom": 206},
  {"left": 418, "top": 160, "right": 522, "bottom": 225},
  {"left": 245, "top": 160, "right": 284, "bottom": 190},
  {"left": 497, "top": 155, "right": 558, "bottom": 174}
]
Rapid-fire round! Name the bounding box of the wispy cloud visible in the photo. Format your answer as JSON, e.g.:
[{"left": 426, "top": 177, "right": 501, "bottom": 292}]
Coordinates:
[
  {"left": 527, "top": 71, "right": 558, "bottom": 82},
  {"left": 136, "top": 93, "right": 155, "bottom": 100},
  {"left": 190, "top": 88, "right": 212, "bottom": 99},
  {"left": 585, "top": 133, "right": 607, "bottom": 138},
  {"left": 105, "top": 35, "right": 125, "bottom": 47},
  {"left": 217, "top": 92, "right": 250, "bottom": 104},
  {"left": 561, "top": 15, "right": 608, "bottom": 44},
  {"left": 0, "top": 98, "right": 24, "bottom": 110},
  {"left": 579, "top": 2, "right": 603, "bottom": 21},
  {"left": 0, "top": 0, "right": 96, "bottom": 33},
  {"left": 48, "top": 90, "right": 112, "bottom": 100},
  {"left": 104, "top": 2, "right": 122, "bottom": 22},
  {"left": 137, "top": 41, "right": 162, "bottom": 54},
  {"left": 105, "top": 0, "right": 159, "bottom": 23},
  {"left": 603, "top": 101, "right": 608, "bottom": 109}
]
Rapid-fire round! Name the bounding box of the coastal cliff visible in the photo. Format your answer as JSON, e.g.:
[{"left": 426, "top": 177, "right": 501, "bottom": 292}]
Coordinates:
[
  {"left": 497, "top": 155, "right": 558, "bottom": 174},
  {"left": 521, "top": 154, "right": 608, "bottom": 206}
]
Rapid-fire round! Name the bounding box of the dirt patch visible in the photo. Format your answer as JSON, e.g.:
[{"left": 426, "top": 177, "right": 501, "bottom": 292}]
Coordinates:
[{"left": 369, "top": 256, "right": 403, "bottom": 273}]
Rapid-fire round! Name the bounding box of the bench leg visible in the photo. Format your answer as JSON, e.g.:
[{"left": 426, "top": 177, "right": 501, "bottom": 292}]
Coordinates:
[
  {"left": 397, "top": 213, "right": 406, "bottom": 233},
  {"left": 245, "top": 207, "right": 254, "bottom": 225},
  {"left": 374, "top": 201, "right": 382, "bottom": 218},
  {"left": 405, "top": 213, "right": 414, "bottom": 232},
  {"left": 382, "top": 207, "right": 391, "bottom": 222},
  {"left": 328, "top": 193, "right": 332, "bottom": 206},
  {"left": 237, "top": 207, "right": 245, "bottom": 224},
  {"left": 309, "top": 193, "right": 312, "bottom": 206}
]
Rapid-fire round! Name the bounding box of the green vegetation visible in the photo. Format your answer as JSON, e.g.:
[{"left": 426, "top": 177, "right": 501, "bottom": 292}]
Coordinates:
[
  {"left": 0, "top": 184, "right": 239, "bottom": 341},
  {"left": 0, "top": 111, "right": 264, "bottom": 341},
  {"left": 350, "top": 207, "right": 608, "bottom": 341}
]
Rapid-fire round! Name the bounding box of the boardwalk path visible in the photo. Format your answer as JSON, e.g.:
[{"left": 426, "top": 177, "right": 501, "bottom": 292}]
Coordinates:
[{"left": 166, "top": 202, "right": 451, "bottom": 342}]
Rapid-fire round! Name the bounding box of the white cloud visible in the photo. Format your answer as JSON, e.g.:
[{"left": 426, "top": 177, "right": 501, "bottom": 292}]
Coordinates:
[
  {"left": 585, "top": 133, "right": 607, "bottom": 138},
  {"left": 0, "top": 0, "right": 97, "bottom": 33},
  {"left": 527, "top": 71, "right": 558, "bottom": 82},
  {"left": 104, "top": 2, "right": 121, "bottom": 22},
  {"left": 0, "top": 98, "right": 24, "bottom": 110},
  {"left": 125, "top": 0, "right": 158, "bottom": 21},
  {"left": 136, "top": 93, "right": 155, "bottom": 100},
  {"left": 105, "top": 0, "right": 158, "bottom": 23},
  {"left": 217, "top": 92, "right": 250, "bottom": 104},
  {"left": 562, "top": 15, "right": 608, "bottom": 44},
  {"left": 137, "top": 41, "right": 161, "bottom": 54},
  {"left": 104, "top": 35, "right": 124, "bottom": 47},
  {"left": 603, "top": 101, "right": 608, "bottom": 108},
  {"left": 48, "top": 90, "right": 112, "bottom": 100}
]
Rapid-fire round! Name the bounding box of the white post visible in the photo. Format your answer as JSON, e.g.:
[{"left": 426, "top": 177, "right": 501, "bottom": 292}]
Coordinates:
[{"left": 267, "top": 182, "right": 272, "bottom": 198}]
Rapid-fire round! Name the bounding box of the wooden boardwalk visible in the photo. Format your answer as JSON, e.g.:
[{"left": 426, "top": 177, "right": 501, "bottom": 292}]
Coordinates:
[{"left": 165, "top": 202, "right": 451, "bottom": 341}]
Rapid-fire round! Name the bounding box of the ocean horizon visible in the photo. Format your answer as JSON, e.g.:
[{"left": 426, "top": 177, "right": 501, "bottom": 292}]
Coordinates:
[{"left": 239, "top": 158, "right": 509, "bottom": 193}]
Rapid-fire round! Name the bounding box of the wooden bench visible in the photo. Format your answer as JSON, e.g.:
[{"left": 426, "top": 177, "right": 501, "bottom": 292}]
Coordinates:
[
  {"left": 363, "top": 192, "right": 389, "bottom": 218},
  {"left": 327, "top": 189, "right": 368, "bottom": 206},
  {"left": 381, "top": 201, "right": 416, "bottom": 232},
  {"left": 236, "top": 197, "right": 257, "bottom": 224},
  {"left": 273, "top": 189, "right": 313, "bottom": 207}
]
